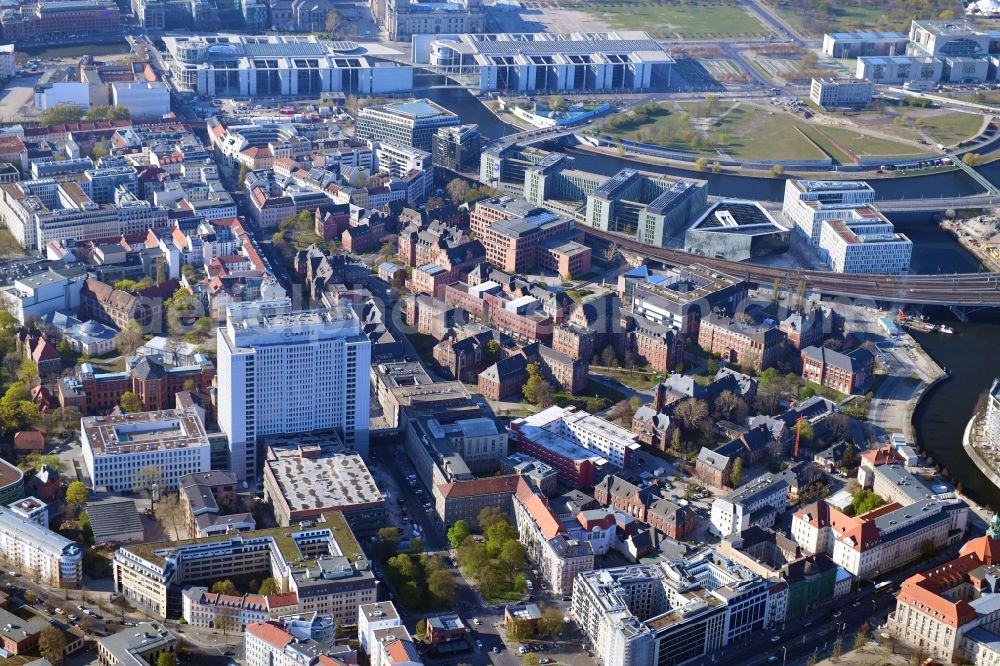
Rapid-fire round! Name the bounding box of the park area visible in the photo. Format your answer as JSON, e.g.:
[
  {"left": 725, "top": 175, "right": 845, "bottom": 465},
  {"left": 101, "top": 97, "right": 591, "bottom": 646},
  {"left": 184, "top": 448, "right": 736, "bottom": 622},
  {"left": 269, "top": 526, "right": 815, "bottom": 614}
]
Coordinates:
[
  {"left": 582, "top": 0, "right": 772, "bottom": 39},
  {"left": 761, "top": 0, "right": 962, "bottom": 37},
  {"left": 598, "top": 99, "right": 983, "bottom": 164}
]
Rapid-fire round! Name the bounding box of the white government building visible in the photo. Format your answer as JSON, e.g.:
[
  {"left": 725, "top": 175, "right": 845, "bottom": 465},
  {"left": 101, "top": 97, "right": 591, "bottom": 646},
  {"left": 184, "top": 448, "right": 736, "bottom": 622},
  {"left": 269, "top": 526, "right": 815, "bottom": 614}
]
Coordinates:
[
  {"left": 217, "top": 298, "right": 372, "bottom": 481},
  {"left": 163, "top": 34, "right": 414, "bottom": 98},
  {"left": 781, "top": 179, "right": 877, "bottom": 247}
]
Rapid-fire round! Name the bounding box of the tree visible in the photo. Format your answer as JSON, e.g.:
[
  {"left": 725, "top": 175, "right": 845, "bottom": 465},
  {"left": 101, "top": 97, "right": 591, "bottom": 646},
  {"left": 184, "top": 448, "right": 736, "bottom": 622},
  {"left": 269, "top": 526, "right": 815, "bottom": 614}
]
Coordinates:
[
  {"left": 115, "top": 320, "right": 145, "bottom": 355},
  {"left": 499, "top": 540, "right": 526, "bottom": 573},
  {"left": 831, "top": 635, "right": 843, "bottom": 661},
  {"left": 409, "top": 537, "right": 425, "bottom": 554},
  {"left": 57, "top": 338, "right": 75, "bottom": 362},
  {"left": 427, "top": 568, "right": 456, "bottom": 605},
  {"left": 478, "top": 507, "right": 506, "bottom": 532},
  {"left": 39, "top": 625, "right": 67, "bottom": 665},
  {"left": 694, "top": 157, "right": 708, "bottom": 171},
  {"left": 674, "top": 398, "right": 709, "bottom": 434},
  {"left": 156, "top": 654, "right": 176, "bottom": 666},
  {"left": 797, "top": 418, "right": 814, "bottom": 445},
  {"left": 712, "top": 161, "right": 722, "bottom": 173},
  {"left": 608, "top": 399, "right": 636, "bottom": 426},
  {"left": 238, "top": 163, "right": 250, "bottom": 188},
  {"left": 548, "top": 95, "right": 565, "bottom": 112},
  {"left": 211, "top": 579, "right": 239, "bottom": 596},
  {"left": 84, "top": 105, "right": 129, "bottom": 121},
  {"left": 713, "top": 390, "right": 748, "bottom": 423},
  {"left": 448, "top": 520, "right": 471, "bottom": 549},
  {"left": 134, "top": 465, "right": 164, "bottom": 503},
  {"left": 730, "top": 457, "right": 744, "bottom": 487},
  {"left": 0, "top": 382, "right": 38, "bottom": 436},
  {"left": 538, "top": 605, "right": 565, "bottom": 636},
  {"left": 324, "top": 9, "right": 353, "bottom": 37},
  {"left": 920, "top": 539, "right": 939, "bottom": 559},
  {"left": 415, "top": 618, "right": 427, "bottom": 638},
  {"left": 446, "top": 178, "right": 470, "bottom": 203},
  {"left": 91, "top": 138, "right": 110, "bottom": 161},
  {"left": 120, "top": 391, "right": 143, "bottom": 413},
  {"left": 79, "top": 511, "right": 93, "bottom": 543},
  {"left": 17, "top": 357, "right": 38, "bottom": 386},
  {"left": 853, "top": 623, "right": 869, "bottom": 650},
  {"left": 770, "top": 164, "right": 785, "bottom": 177},
  {"left": 507, "top": 617, "right": 533, "bottom": 641},
  {"left": 66, "top": 481, "right": 89, "bottom": 513},
  {"left": 258, "top": 577, "right": 279, "bottom": 595},
  {"left": 963, "top": 152, "right": 985, "bottom": 167},
  {"left": 522, "top": 363, "right": 545, "bottom": 405},
  {"left": 40, "top": 104, "right": 82, "bottom": 125},
  {"left": 535, "top": 380, "right": 554, "bottom": 408}
]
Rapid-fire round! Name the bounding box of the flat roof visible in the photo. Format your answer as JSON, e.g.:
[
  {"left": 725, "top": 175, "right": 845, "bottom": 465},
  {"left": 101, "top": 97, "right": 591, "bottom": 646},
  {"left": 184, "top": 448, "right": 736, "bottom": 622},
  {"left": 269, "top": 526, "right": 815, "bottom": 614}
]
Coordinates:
[
  {"left": 82, "top": 408, "right": 209, "bottom": 456},
  {"left": 265, "top": 445, "right": 383, "bottom": 514},
  {"left": 384, "top": 99, "right": 453, "bottom": 119}
]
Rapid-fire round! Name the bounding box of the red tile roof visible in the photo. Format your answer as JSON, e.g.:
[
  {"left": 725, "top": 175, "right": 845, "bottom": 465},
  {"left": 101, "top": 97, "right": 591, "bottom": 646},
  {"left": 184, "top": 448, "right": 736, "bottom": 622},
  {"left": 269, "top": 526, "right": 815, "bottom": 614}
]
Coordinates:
[
  {"left": 246, "top": 622, "right": 292, "bottom": 650},
  {"left": 438, "top": 475, "right": 520, "bottom": 499}
]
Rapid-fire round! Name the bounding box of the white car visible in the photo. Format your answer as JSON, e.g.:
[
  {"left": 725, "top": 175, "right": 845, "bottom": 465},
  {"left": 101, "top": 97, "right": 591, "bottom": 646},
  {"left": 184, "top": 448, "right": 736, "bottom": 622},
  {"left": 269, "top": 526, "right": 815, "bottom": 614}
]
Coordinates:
[{"left": 473, "top": 618, "right": 482, "bottom": 626}]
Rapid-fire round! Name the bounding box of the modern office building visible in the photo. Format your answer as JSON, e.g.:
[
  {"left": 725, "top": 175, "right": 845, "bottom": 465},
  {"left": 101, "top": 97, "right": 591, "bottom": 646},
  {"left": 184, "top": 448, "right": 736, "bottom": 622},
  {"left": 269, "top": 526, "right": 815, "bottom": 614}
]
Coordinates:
[
  {"left": 162, "top": 34, "right": 414, "bottom": 98},
  {"left": 821, "top": 32, "right": 909, "bottom": 58},
  {"left": 572, "top": 550, "right": 777, "bottom": 666},
  {"left": 0, "top": 505, "right": 82, "bottom": 587},
  {"left": 584, "top": 169, "right": 707, "bottom": 246},
  {"left": 355, "top": 99, "right": 460, "bottom": 151},
  {"left": 855, "top": 55, "right": 944, "bottom": 85},
  {"left": 217, "top": 299, "right": 371, "bottom": 481},
  {"left": 376, "top": 0, "right": 485, "bottom": 41},
  {"left": 371, "top": 140, "right": 434, "bottom": 202},
  {"left": 781, "top": 179, "right": 876, "bottom": 247},
  {"left": 433, "top": 124, "right": 481, "bottom": 172},
  {"left": 683, "top": 199, "right": 790, "bottom": 261},
  {"left": 710, "top": 475, "right": 789, "bottom": 536},
  {"left": 818, "top": 211, "right": 912, "bottom": 274},
  {"left": 113, "top": 511, "right": 374, "bottom": 622},
  {"left": 419, "top": 31, "right": 674, "bottom": 93},
  {"left": 622, "top": 264, "right": 748, "bottom": 337},
  {"left": 809, "top": 78, "right": 875, "bottom": 108},
  {"left": 81, "top": 408, "right": 211, "bottom": 493}
]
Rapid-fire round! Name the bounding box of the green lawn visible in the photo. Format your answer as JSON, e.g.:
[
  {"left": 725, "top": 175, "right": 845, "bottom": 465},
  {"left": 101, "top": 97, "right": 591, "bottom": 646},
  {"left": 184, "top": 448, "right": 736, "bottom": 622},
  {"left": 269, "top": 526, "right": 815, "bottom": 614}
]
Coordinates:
[
  {"left": 796, "top": 124, "right": 856, "bottom": 164},
  {"left": 817, "top": 126, "right": 929, "bottom": 158},
  {"left": 592, "top": 367, "right": 664, "bottom": 391},
  {"left": 761, "top": 0, "right": 959, "bottom": 37},
  {"left": 587, "top": 2, "right": 771, "bottom": 39},
  {"left": 918, "top": 112, "right": 985, "bottom": 146},
  {"left": 709, "top": 106, "right": 827, "bottom": 160}
]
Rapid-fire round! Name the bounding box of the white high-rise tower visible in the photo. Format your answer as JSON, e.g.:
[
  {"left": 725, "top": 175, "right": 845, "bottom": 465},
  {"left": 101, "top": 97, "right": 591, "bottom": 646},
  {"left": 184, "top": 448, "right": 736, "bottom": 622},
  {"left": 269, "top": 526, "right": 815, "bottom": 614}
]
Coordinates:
[{"left": 217, "top": 298, "right": 371, "bottom": 481}]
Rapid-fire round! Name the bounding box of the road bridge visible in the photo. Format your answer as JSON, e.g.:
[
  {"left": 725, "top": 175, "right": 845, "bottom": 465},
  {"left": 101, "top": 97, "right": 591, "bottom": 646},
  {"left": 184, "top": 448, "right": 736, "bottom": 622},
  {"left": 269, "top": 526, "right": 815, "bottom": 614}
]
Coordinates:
[{"left": 585, "top": 227, "right": 1000, "bottom": 306}]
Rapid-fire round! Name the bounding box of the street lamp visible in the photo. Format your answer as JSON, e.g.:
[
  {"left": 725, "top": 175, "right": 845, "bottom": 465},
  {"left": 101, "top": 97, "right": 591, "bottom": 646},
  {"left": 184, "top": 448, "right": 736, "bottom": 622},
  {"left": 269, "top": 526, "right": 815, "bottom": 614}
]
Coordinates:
[{"left": 781, "top": 645, "right": 788, "bottom": 666}]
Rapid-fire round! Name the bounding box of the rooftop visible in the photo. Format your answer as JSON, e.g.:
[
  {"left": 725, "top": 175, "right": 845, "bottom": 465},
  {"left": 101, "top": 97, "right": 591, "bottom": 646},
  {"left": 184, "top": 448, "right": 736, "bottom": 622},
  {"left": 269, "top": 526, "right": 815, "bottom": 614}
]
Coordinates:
[
  {"left": 265, "top": 437, "right": 383, "bottom": 515},
  {"left": 81, "top": 408, "right": 209, "bottom": 457}
]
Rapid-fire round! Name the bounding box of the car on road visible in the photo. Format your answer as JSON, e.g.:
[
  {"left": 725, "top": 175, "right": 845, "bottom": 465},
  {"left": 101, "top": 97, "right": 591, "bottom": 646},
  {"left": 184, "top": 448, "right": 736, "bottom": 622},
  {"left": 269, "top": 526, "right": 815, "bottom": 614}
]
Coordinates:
[
  {"left": 833, "top": 610, "right": 842, "bottom": 618},
  {"left": 519, "top": 646, "right": 529, "bottom": 654},
  {"left": 539, "top": 660, "right": 551, "bottom": 664},
  {"left": 771, "top": 636, "right": 780, "bottom": 643},
  {"left": 473, "top": 618, "right": 481, "bottom": 626},
  {"left": 55, "top": 608, "right": 64, "bottom": 614},
  {"left": 68, "top": 614, "right": 79, "bottom": 622},
  {"left": 7, "top": 571, "right": 16, "bottom": 577},
  {"left": 475, "top": 640, "right": 483, "bottom": 650},
  {"left": 493, "top": 647, "right": 501, "bottom": 653},
  {"left": 768, "top": 656, "right": 779, "bottom": 663}
]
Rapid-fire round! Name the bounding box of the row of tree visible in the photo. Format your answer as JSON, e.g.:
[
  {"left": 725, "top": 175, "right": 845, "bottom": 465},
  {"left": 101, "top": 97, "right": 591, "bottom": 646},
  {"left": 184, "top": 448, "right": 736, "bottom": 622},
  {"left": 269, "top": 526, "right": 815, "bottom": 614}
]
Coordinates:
[{"left": 454, "top": 508, "right": 528, "bottom": 602}]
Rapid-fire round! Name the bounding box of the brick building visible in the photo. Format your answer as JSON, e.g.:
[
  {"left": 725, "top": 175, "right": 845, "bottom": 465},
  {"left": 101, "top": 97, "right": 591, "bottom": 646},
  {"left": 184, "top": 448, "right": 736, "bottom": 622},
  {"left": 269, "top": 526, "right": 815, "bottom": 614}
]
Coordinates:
[
  {"left": 697, "top": 313, "right": 787, "bottom": 371},
  {"left": 801, "top": 345, "right": 874, "bottom": 394},
  {"left": 470, "top": 197, "right": 591, "bottom": 277},
  {"left": 435, "top": 475, "right": 519, "bottom": 530},
  {"left": 80, "top": 278, "right": 178, "bottom": 332},
  {"left": 592, "top": 475, "right": 660, "bottom": 522},
  {"left": 646, "top": 497, "right": 699, "bottom": 540},
  {"left": 779, "top": 308, "right": 831, "bottom": 350},
  {"left": 58, "top": 354, "right": 215, "bottom": 415}
]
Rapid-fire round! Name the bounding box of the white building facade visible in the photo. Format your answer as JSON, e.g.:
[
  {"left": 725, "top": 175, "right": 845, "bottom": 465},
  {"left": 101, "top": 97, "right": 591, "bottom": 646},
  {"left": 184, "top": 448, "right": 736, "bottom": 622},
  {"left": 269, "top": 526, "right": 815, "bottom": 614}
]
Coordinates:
[
  {"left": 0, "top": 505, "right": 82, "bottom": 586},
  {"left": 710, "top": 476, "right": 789, "bottom": 537},
  {"left": 217, "top": 298, "right": 371, "bottom": 481},
  {"left": 781, "top": 179, "right": 876, "bottom": 247},
  {"left": 819, "top": 218, "right": 912, "bottom": 274}
]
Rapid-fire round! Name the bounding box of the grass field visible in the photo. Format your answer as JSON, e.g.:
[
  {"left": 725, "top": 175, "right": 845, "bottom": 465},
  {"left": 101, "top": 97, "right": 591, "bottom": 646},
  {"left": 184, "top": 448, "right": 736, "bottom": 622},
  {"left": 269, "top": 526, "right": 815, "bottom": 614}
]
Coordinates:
[
  {"left": 917, "top": 112, "right": 985, "bottom": 146},
  {"left": 762, "top": 0, "right": 961, "bottom": 37},
  {"left": 587, "top": 2, "right": 771, "bottom": 39},
  {"left": 796, "top": 125, "right": 855, "bottom": 164},
  {"left": 710, "top": 106, "right": 827, "bottom": 160},
  {"left": 818, "top": 126, "right": 929, "bottom": 158}
]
